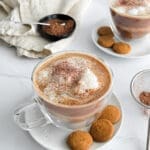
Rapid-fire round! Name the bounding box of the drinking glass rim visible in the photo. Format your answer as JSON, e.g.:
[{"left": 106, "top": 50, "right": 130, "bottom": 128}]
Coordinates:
[
  {"left": 109, "top": 0, "right": 150, "bottom": 19},
  {"left": 130, "top": 69, "right": 150, "bottom": 109},
  {"left": 31, "top": 50, "right": 114, "bottom": 109}
]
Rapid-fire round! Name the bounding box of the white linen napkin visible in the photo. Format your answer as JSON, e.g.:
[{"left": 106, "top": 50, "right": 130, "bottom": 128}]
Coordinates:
[{"left": 0, "top": 0, "right": 91, "bottom": 58}]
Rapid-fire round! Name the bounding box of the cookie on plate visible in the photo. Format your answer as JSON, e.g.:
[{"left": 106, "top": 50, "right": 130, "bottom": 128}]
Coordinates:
[
  {"left": 90, "top": 119, "right": 114, "bottom": 142},
  {"left": 67, "top": 130, "right": 93, "bottom": 150},
  {"left": 97, "top": 35, "right": 115, "bottom": 48},
  {"left": 112, "top": 42, "right": 131, "bottom": 54},
  {"left": 99, "top": 105, "right": 121, "bottom": 124},
  {"left": 97, "top": 26, "right": 114, "bottom": 37}
]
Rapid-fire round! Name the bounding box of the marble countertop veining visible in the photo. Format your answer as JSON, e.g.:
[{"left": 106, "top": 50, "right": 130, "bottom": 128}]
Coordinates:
[{"left": 0, "top": 0, "right": 150, "bottom": 150}]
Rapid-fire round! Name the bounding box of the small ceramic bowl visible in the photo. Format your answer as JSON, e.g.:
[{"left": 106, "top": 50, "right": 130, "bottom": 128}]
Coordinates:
[
  {"left": 37, "top": 14, "right": 76, "bottom": 41},
  {"left": 130, "top": 69, "right": 150, "bottom": 109}
]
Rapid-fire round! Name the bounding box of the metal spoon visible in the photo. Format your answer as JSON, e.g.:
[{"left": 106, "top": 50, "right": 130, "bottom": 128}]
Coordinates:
[
  {"left": 11, "top": 20, "right": 66, "bottom": 26},
  {"left": 146, "top": 115, "right": 150, "bottom": 150}
]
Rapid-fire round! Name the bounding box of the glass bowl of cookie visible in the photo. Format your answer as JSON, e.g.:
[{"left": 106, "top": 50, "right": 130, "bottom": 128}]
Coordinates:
[
  {"left": 130, "top": 69, "right": 150, "bottom": 109},
  {"left": 130, "top": 69, "right": 150, "bottom": 150}
]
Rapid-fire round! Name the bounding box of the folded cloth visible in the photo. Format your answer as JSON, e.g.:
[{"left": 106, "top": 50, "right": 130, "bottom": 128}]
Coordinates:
[{"left": 0, "top": 0, "right": 91, "bottom": 58}]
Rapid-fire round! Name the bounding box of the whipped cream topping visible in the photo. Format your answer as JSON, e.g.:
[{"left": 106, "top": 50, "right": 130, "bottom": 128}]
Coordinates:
[
  {"left": 77, "top": 68, "right": 99, "bottom": 94},
  {"left": 112, "top": 0, "right": 150, "bottom": 16}
]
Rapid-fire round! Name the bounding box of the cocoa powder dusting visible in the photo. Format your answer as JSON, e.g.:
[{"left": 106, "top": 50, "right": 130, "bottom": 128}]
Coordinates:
[
  {"left": 139, "top": 91, "right": 150, "bottom": 106},
  {"left": 52, "top": 61, "right": 83, "bottom": 86}
]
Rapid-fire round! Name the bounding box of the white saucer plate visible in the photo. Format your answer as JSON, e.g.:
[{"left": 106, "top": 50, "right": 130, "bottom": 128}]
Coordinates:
[
  {"left": 92, "top": 21, "right": 150, "bottom": 59},
  {"left": 28, "top": 93, "right": 123, "bottom": 150}
]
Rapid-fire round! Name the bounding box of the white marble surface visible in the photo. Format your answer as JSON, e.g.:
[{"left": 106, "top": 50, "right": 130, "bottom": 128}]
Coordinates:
[{"left": 0, "top": 0, "right": 149, "bottom": 150}]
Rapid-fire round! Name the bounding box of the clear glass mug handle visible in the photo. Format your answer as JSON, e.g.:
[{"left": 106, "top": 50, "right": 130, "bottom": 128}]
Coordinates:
[{"left": 14, "top": 97, "right": 51, "bottom": 131}]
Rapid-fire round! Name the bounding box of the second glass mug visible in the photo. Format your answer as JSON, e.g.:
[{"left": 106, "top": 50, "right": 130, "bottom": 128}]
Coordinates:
[
  {"left": 14, "top": 51, "right": 113, "bottom": 130},
  {"left": 109, "top": 0, "right": 150, "bottom": 40}
]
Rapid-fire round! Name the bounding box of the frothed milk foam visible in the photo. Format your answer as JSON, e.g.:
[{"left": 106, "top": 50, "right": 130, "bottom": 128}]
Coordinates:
[
  {"left": 111, "top": 0, "right": 150, "bottom": 17},
  {"left": 33, "top": 53, "right": 111, "bottom": 106}
]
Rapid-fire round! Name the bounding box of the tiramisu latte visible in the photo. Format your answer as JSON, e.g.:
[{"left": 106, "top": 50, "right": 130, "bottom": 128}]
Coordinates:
[
  {"left": 32, "top": 52, "right": 113, "bottom": 129},
  {"left": 110, "top": 0, "right": 150, "bottom": 39},
  {"left": 33, "top": 53, "right": 111, "bottom": 106}
]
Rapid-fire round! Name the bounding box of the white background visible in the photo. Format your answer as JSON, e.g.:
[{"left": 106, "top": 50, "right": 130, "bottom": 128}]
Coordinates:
[{"left": 0, "top": 0, "right": 149, "bottom": 149}]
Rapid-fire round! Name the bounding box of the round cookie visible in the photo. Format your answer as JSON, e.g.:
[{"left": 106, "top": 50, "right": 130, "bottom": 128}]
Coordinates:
[
  {"left": 97, "top": 26, "right": 114, "bottom": 36},
  {"left": 112, "top": 42, "right": 131, "bottom": 54},
  {"left": 67, "top": 130, "right": 93, "bottom": 150},
  {"left": 98, "top": 35, "right": 115, "bottom": 48},
  {"left": 99, "top": 105, "right": 121, "bottom": 124},
  {"left": 90, "top": 119, "right": 114, "bottom": 142}
]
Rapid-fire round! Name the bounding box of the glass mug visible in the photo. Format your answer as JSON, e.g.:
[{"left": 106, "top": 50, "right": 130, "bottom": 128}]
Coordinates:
[
  {"left": 109, "top": 0, "right": 150, "bottom": 40},
  {"left": 14, "top": 51, "right": 113, "bottom": 130}
]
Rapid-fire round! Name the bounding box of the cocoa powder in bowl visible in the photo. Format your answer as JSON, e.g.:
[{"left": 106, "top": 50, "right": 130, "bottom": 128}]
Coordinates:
[
  {"left": 42, "top": 19, "right": 74, "bottom": 36},
  {"left": 139, "top": 91, "right": 150, "bottom": 106}
]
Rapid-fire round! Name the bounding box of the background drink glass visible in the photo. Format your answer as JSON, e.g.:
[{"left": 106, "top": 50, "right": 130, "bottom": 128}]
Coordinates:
[{"left": 109, "top": 0, "right": 150, "bottom": 40}]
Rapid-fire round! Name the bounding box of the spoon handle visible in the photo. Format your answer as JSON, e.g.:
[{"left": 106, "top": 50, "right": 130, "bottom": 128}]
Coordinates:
[
  {"left": 11, "top": 20, "right": 50, "bottom": 26},
  {"left": 146, "top": 116, "right": 150, "bottom": 150}
]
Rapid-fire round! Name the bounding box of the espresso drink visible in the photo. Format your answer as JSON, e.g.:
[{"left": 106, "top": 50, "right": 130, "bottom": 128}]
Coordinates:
[
  {"left": 110, "top": 0, "right": 150, "bottom": 39},
  {"left": 33, "top": 52, "right": 111, "bottom": 106}
]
